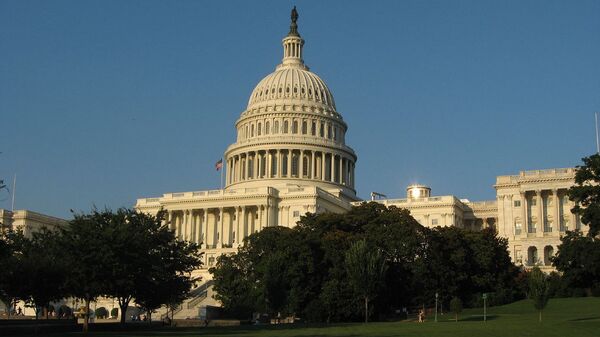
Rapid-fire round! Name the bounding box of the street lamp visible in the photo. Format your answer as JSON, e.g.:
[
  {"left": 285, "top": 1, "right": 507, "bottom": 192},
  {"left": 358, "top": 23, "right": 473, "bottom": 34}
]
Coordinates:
[
  {"left": 435, "top": 292, "right": 438, "bottom": 323},
  {"left": 482, "top": 293, "right": 487, "bottom": 322}
]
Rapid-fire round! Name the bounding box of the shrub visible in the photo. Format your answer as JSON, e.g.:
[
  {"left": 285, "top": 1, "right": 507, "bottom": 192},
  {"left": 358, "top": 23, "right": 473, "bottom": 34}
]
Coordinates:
[
  {"left": 95, "top": 307, "right": 108, "bottom": 319},
  {"left": 111, "top": 307, "right": 119, "bottom": 318}
]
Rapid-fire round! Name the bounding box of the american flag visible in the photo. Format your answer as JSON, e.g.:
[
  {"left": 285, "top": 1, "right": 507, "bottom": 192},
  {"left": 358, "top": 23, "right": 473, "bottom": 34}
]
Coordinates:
[{"left": 215, "top": 159, "right": 223, "bottom": 171}]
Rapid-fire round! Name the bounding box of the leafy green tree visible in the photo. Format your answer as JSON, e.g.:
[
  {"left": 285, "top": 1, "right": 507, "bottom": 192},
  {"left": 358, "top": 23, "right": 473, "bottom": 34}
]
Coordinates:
[
  {"left": 345, "top": 239, "right": 387, "bottom": 323},
  {"left": 17, "top": 229, "right": 68, "bottom": 319},
  {"left": 569, "top": 154, "right": 600, "bottom": 237},
  {"left": 95, "top": 307, "right": 108, "bottom": 319},
  {"left": 0, "top": 229, "right": 28, "bottom": 316},
  {"left": 60, "top": 210, "right": 112, "bottom": 332},
  {"left": 528, "top": 267, "right": 550, "bottom": 322},
  {"left": 449, "top": 296, "right": 462, "bottom": 322},
  {"left": 552, "top": 231, "right": 600, "bottom": 293}
]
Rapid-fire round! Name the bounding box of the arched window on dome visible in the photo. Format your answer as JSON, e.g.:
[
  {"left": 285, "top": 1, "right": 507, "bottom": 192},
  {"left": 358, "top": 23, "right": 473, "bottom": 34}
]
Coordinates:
[
  {"left": 251, "top": 124, "right": 255, "bottom": 137},
  {"left": 260, "top": 155, "right": 266, "bottom": 178},
  {"left": 292, "top": 120, "right": 298, "bottom": 134},
  {"left": 291, "top": 153, "right": 299, "bottom": 177},
  {"left": 308, "top": 88, "right": 312, "bottom": 96},
  {"left": 274, "top": 120, "right": 279, "bottom": 134},
  {"left": 278, "top": 87, "right": 282, "bottom": 94},
  {"left": 320, "top": 123, "right": 324, "bottom": 137},
  {"left": 283, "top": 120, "right": 289, "bottom": 133},
  {"left": 286, "top": 86, "right": 290, "bottom": 94},
  {"left": 327, "top": 124, "right": 332, "bottom": 139},
  {"left": 311, "top": 120, "right": 316, "bottom": 136},
  {"left": 333, "top": 127, "right": 337, "bottom": 141},
  {"left": 247, "top": 157, "right": 253, "bottom": 179},
  {"left": 265, "top": 121, "right": 270, "bottom": 135},
  {"left": 257, "top": 122, "right": 262, "bottom": 136},
  {"left": 302, "top": 120, "right": 307, "bottom": 135},
  {"left": 245, "top": 125, "right": 249, "bottom": 139}
]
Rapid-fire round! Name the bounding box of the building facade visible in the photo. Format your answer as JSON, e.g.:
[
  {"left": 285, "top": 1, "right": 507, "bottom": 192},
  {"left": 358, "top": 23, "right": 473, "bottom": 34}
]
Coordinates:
[
  {"left": 133, "top": 8, "right": 585, "bottom": 316},
  {"left": 0, "top": 209, "right": 67, "bottom": 237}
]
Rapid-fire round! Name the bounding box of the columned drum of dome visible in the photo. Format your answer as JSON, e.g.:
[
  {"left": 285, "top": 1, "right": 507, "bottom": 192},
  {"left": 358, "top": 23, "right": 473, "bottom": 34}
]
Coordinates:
[{"left": 224, "top": 8, "right": 357, "bottom": 199}]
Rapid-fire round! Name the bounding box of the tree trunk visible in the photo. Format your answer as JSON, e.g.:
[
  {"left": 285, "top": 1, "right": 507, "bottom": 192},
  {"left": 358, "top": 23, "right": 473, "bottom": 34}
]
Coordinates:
[
  {"left": 364, "top": 296, "right": 369, "bottom": 323},
  {"left": 119, "top": 300, "right": 130, "bottom": 325},
  {"left": 83, "top": 297, "right": 90, "bottom": 333}
]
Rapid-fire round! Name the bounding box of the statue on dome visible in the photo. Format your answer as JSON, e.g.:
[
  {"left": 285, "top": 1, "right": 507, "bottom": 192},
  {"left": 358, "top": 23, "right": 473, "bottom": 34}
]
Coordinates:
[{"left": 291, "top": 6, "right": 298, "bottom": 23}]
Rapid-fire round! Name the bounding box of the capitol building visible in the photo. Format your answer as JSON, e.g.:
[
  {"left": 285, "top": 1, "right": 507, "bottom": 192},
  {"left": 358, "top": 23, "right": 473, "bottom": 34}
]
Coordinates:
[{"left": 1, "top": 7, "right": 586, "bottom": 319}]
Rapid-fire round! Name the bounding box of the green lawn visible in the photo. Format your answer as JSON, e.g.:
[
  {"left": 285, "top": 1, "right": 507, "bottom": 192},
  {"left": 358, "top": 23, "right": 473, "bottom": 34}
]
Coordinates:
[{"left": 68, "top": 297, "right": 600, "bottom": 337}]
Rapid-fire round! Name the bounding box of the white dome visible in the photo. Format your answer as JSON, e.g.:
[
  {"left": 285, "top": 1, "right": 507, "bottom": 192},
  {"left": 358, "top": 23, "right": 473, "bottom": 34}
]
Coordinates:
[{"left": 247, "top": 67, "right": 336, "bottom": 111}]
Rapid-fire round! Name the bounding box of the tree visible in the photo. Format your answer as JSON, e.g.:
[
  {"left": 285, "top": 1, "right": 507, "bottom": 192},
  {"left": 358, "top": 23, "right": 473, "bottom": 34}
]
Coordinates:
[
  {"left": 568, "top": 154, "right": 600, "bottom": 237},
  {"left": 528, "top": 267, "right": 550, "bottom": 323},
  {"left": 552, "top": 231, "right": 600, "bottom": 293},
  {"left": 60, "top": 210, "right": 112, "bottom": 332},
  {"left": 345, "top": 239, "right": 387, "bottom": 323},
  {"left": 449, "top": 297, "right": 462, "bottom": 322},
  {"left": 17, "top": 229, "right": 68, "bottom": 319},
  {"left": 95, "top": 307, "right": 108, "bottom": 319},
  {"left": 0, "top": 229, "right": 28, "bottom": 316}
]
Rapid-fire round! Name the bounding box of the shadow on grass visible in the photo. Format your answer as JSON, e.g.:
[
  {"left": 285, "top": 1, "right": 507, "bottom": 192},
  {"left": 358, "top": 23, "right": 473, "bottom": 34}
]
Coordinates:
[
  {"left": 569, "top": 316, "right": 600, "bottom": 322},
  {"left": 458, "top": 315, "right": 499, "bottom": 322}
]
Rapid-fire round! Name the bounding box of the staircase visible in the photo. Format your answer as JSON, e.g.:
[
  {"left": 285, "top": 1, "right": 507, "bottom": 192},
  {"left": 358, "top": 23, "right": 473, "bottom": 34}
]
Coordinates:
[{"left": 160, "top": 280, "right": 215, "bottom": 320}]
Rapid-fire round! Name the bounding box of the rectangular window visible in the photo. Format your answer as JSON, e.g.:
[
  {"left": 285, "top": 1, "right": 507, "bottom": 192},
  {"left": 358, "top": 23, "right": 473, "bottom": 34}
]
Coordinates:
[
  {"left": 514, "top": 200, "right": 521, "bottom": 207},
  {"left": 515, "top": 222, "right": 522, "bottom": 235},
  {"left": 293, "top": 211, "right": 300, "bottom": 217},
  {"left": 431, "top": 219, "right": 438, "bottom": 225}
]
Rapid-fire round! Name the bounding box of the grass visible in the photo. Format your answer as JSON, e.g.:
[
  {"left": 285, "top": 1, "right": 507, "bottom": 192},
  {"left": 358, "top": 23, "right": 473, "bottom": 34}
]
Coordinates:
[{"left": 64, "top": 297, "right": 600, "bottom": 337}]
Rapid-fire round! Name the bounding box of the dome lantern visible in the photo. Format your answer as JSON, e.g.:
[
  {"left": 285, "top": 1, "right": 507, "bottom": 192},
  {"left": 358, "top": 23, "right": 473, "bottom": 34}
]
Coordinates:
[{"left": 280, "top": 6, "right": 307, "bottom": 70}]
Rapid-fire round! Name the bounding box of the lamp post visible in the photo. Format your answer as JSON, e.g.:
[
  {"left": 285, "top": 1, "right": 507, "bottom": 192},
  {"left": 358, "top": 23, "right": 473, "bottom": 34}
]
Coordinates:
[
  {"left": 435, "top": 292, "right": 438, "bottom": 323},
  {"left": 483, "top": 293, "right": 487, "bottom": 322}
]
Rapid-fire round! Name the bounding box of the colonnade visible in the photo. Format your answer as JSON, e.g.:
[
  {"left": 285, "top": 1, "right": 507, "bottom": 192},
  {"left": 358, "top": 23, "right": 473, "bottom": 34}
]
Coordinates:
[
  {"left": 165, "top": 205, "right": 272, "bottom": 249},
  {"left": 226, "top": 149, "right": 355, "bottom": 189},
  {"left": 516, "top": 189, "right": 579, "bottom": 235}
]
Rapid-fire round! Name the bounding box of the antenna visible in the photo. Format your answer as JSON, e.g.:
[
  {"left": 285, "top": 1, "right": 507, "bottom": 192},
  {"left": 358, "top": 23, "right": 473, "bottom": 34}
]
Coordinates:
[{"left": 594, "top": 112, "right": 600, "bottom": 154}]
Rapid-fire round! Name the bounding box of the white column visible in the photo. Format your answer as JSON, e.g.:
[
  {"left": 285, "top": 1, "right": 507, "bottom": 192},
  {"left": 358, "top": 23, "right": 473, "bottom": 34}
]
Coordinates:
[
  {"left": 287, "top": 150, "right": 292, "bottom": 178},
  {"left": 520, "top": 191, "right": 527, "bottom": 234},
  {"left": 537, "top": 190, "right": 543, "bottom": 236},
  {"left": 311, "top": 151, "right": 315, "bottom": 179},
  {"left": 217, "top": 207, "right": 224, "bottom": 248},
  {"left": 330, "top": 154, "right": 336, "bottom": 182},
  {"left": 201, "top": 209, "right": 208, "bottom": 249}
]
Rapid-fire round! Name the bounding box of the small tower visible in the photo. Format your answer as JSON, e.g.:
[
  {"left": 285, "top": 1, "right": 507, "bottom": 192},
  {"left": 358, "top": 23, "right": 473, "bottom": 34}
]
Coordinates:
[{"left": 407, "top": 184, "right": 431, "bottom": 199}]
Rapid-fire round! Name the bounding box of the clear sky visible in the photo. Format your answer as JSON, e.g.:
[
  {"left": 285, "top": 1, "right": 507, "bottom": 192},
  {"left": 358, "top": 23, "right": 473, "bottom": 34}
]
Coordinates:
[{"left": 1, "top": 0, "right": 599, "bottom": 219}]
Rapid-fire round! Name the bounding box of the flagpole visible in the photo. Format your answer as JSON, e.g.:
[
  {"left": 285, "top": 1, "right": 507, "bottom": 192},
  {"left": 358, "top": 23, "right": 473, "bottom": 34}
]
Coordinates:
[{"left": 220, "top": 159, "right": 224, "bottom": 190}]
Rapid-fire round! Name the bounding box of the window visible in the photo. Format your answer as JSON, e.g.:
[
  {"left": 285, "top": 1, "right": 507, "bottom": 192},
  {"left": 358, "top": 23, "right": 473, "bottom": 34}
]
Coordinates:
[
  {"left": 292, "top": 120, "right": 298, "bottom": 134},
  {"left": 333, "top": 127, "right": 338, "bottom": 141},
  {"left": 327, "top": 125, "right": 332, "bottom": 139},
  {"left": 320, "top": 124, "right": 324, "bottom": 137},
  {"left": 515, "top": 221, "right": 522, "bottom": 235},
  {"left": 250, "top": 124, "right": 254, "bottom": 137},
  {"left": 271, "top": 155, "right": 278, "bottom": 176},
  {"left": 431, "top": 219, "right": 438, "bottom": 226},
  {"left": 531, "top": 198, "right": 537, "bottom": 206},
  {"left": 283, "top": 120, "right": 289, "bottom": 133},
  {"left": 282, "top": 154, "right": 288, "bottom": 176},
  {"left": 514, "top": 200, "right": 521, "bottom": 207},
  {"left": 265, "top": 121, "right": 270, "bottom": 135},
  {"left": 303, "top": 156, "right": 309, "bottom": 177},
  {"left": 302, "top": 121, "right": 307, "bottom": 134},
  {"left": 311, "top": 121, "right": 316, "bottom": 135},
  {"left": 257, "top": 122, "right": 261, "bottom": 136},
  {"left": 291, "top": 154, "right": 299, "bottom": 177},
  {"left": 293, "top": 211, "right": 300, "bottom": 217}
]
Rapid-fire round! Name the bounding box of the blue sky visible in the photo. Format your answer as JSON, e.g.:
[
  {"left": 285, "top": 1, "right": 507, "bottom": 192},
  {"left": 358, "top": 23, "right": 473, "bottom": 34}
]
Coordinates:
[{"left": 1, "top": 0, "right": 599, "bottom": 219}]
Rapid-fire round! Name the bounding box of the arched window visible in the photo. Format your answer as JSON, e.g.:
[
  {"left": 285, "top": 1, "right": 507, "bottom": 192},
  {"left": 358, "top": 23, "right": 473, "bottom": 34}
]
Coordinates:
[
  {"left": 247, "top": 158, "right": 254, "bottom": 178},
  {"left": 320, "top": 123, "right": 324, "bottom": 137},
  {"left": 283, "top": 120, "right": 289, "bottom": 133},
  {"left": 527, "top": 246, "right": 538, "bottom": 266},
  {"left": 257, "top": 122, "right": 262, "bottom": 136},
  {"left": 260, "top": 155, "right": 266, "bottom": 177},
  {"left": 302, "top": 121, "right": 307, "bottom": 134},
  {"left": 282, "top": 153, "right": 288, "bottom": 177},
  {"left": 291, "top": 153, "right": 299, "bottom": 177},
  {"left": 327, "top": 125, "right": 332, "bottom": 139},
  {"left": 250, "top": 124, "right": 255, "bottom": 137},
  {"left": 274, "top": 120, "right": 279, "bottom": 134},
  {"left": 544, "top": 246, "right": 554, "bottom": 266},
  {"left": 292, "top": 120, "right": 298, "bottom": 134},
  {"left": 265, "top": 121, "right": 270, "bottom": 135},
  {"left": 245, "top": 125, "right": 249, "bottom": 139},
  {"left": 333, "top": 127, "right": 337, "bottom": 141},
  {"left": 311, "top": 121, "right": 316, "bottom": 136}
]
